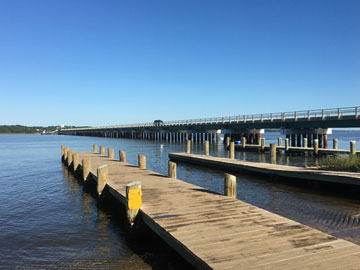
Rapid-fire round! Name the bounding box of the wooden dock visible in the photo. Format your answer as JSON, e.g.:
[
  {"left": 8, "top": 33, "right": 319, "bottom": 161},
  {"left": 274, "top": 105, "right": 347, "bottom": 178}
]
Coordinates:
[
  {"left": 234, "top": 144, "right": 357, "bottom": 155},
  {"left": 64, "top": 148, "right": 360, "bottom": 269},
  {"left": 170, "top": 153, "right": 360, "bottom": 186}
]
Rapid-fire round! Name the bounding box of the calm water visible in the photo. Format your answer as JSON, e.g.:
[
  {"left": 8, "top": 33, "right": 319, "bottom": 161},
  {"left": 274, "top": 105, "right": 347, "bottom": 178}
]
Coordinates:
[{"left": 1, "top": 131, "right": 360, "bottom": 269}]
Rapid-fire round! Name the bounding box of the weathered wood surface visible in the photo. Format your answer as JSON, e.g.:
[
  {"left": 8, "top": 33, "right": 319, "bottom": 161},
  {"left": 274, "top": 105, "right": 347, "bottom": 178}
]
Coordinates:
[
  {"left": 234, "top": 144, "right": 357, "bottom": 155},
  {"left": 169, "top": 153, "right": 360, "bottom": 186},
  {"left": 77, "top": 152, "right": 360, "bottom": 270}
]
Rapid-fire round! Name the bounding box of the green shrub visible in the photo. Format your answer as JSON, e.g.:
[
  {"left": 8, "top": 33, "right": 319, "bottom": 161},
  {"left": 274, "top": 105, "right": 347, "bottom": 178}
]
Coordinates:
[{"left": 319, "top": 155, "right": 360, "bottom": 172}]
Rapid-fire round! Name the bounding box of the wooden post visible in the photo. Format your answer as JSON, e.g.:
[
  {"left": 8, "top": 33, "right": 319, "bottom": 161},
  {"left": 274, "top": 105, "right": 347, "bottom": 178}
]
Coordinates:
[
  {"left": 277, "top": 137, "right": 282, "bottom": 147},
  {"left": 314, "top": 139, "right": 319, "bottom": 155},
  {"left": 61, "top": 145, "right": 65, "bottom": 160},
  {"left": 82, "top": 158, "right": 91, "bottom": 181},
  {"left": 108, "top": 148, "right": 114, "bottom": 159},
  {"left": 97, "top": 165, "right": 108, "bottom": 196},
  {"left": 67, "top": 149, "right": 74, "bottom": 167},
  {"left": 350, "top": 141, "right": 356, "bottom": 156},
  {"left": 186, "top": 140, "right": 191, "bottom": 154},
  {"left": 230, "top": 141, "right": 235, "bottom": 159},
  {"left": 285, "top": 138, "right": 289, "bottom": 152},
  {"left": 270, "top": 144, "right": 276, "bottom": 164},
  {"left": 126, "top": 181, "right": 142, "bottom": 226},
  {"left": 333, "top": 139, "right": 338, "bottom": 149},
  {"left": 93, "top": 144, "right": 97, "bottom": 153},
  {"left": 224, "top": 173, "right": 236, "bottom": 199},
  {"left": 241, "top": 137, "right": 246, "bottom": 150},
  {"left": 205, "top": 141, "right": 209, "bottom": 156},
  {"left": 138, "top": 155, "right": 146, "bottom": 169},
  {"left": 303, "top": 138, "right": 308, "bottom": 148},
  {"left": 226, "top": 136, "right": 230, "bottom": 147},
  {"left": 261, "top": 138, "right": 266, "bottom": 152},
  {"left": 100, "top": 146, "right": 105, "bottom": 156},
  {"left": 168, "top": 161, "right": 176, "bottom": 178},
  {"left": 73, "top": 153, "right": 79, "bottom": 172},
  {"left": 119, "top": 151, "right": 126, "bottom": 162},
  {"left": 64, "top": 146, "right": 69, "bottom": 163}
]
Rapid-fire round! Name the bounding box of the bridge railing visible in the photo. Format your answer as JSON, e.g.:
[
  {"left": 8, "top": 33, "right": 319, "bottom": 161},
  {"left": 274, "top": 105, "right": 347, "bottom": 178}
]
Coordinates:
[{"left": 60, "top": 106, "right": 359, "bottom": 131}]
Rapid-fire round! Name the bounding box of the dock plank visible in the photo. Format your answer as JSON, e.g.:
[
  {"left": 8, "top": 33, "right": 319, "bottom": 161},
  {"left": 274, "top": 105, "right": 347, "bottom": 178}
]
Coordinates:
[{"left": 73, "top": 151, "right": 360, "bottom": 269}]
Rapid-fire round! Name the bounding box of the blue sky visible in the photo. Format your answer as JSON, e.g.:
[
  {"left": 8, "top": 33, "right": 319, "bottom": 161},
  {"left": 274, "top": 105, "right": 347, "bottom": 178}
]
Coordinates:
[{"left": 0, "top": 0, "right": 359, "bottom": 126}]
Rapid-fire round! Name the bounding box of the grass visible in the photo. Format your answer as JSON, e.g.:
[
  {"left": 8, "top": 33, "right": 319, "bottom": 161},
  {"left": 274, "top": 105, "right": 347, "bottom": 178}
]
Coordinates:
[{"left": 319, "top": 155, "right": 360, "bottom": 172}]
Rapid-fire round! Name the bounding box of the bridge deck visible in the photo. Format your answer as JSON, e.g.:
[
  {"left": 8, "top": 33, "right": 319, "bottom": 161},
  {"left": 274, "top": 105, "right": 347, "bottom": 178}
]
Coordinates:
[{"left": 76, "top": 152, "right": 360, "bottom": 269}]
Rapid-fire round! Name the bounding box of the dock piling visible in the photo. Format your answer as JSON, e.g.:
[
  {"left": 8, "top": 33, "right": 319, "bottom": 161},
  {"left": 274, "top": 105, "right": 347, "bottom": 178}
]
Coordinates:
[
  {"left": 314, "top": 139, "right": 319, "bottom": 155},
  {"left": 64, "top": 146, "right": 69, "bottom": 162},
  {"left": 97, "top": 165, "right": 108, "bottom": 196},
  {"left": 138, "top": 155, "right": 146, "bottom": 169},
  {"left": 119, "top": 151, "right": 126, "bottom": 162},
  {"left": 350, "top": 141, "right": 356, "bottom": 155},
  {"left": 186, "top": 140, "right": 191, "bottom": 154},
  {"left": 93, "top": 144, "right": 97, "bottom": 153},
  {"left": 82, "top": 158, "right": 91, "bottom": 181},
  {"left": 277, "top": 137, "right": 282, "bottom": 147},
  {"left": 100, "top": 146, "right": 105, "bottom": 156},
  {"left": 270, "top": 144, "right": 276, "bottom": 164},
  {"left": 108, "top": 148, "right": 114, "bottom": 159},
  {"left": 73, "top": 153, "right": 79, "bottom": 172},
  {"left": 205, "top": 141, "right": 209, "bottom": 156},
  {"left": 168, "top": 161, "right": 176, "bottom": 178},
  {"left": 224, "top": 173, "right": 236, "bottom": 199},
  {"left": 285, "top": 138, "right": 289, "bottom": 153},
  {"left": 260, "top": 138, "right": 266, "bottom": 152},
  {"left": 333, "top": 139, "right": 338, "bottom": 149},
  {"left": 61, "top": 145, "right": 65, "bottom": 160},
  {"left": 126, "top": 181, "right": 142, "bottom": 226},
  {"left": 67, "top": 149, "right": 74, "bottom": 167},
  {"left": 241, "top": 137, "right": 246, "bottom": 150},
  {"left": 230, "top": 141, "right": 235, "bottom": 159}
]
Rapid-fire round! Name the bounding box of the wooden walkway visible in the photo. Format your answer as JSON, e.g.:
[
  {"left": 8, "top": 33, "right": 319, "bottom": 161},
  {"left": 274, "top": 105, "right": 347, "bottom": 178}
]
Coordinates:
[
  {"left": 72, "top": 151, "right": 360, "bottom": 270},
  {"left": 234, "top": 144, "right": 357, "bottom": 155},
  {"left": 169, "top": 153, "right": 360, "bottom": 186}
]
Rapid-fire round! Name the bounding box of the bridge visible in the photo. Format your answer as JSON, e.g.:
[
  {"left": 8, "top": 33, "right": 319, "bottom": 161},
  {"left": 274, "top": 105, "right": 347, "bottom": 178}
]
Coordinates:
[{"left": 59, "top": 106, "right": 360, "bottom": 148}]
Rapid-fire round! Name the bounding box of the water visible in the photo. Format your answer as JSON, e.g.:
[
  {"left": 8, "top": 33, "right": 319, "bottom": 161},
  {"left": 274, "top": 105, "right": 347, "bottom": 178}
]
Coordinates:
[{"left": 1, "top": 131, "right": 360, "bottom": 269}]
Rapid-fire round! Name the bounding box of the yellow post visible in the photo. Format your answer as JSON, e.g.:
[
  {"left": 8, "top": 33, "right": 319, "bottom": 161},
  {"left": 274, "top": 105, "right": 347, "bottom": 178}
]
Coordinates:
[
  {"left": 168, "top": 161, "right": 176, "bottom": 178},
  {"left": 108, "top": 148, "right": 114, "bottom": 159},
  {"left": 138, "top": 155, "right": 146, "bottom": 169},
  {"left": 119, "top": 151, "right": 126, "bottom": 162},
  {"left": 224, "top": 173, "right": 236, "bottom": 199},
  {"left": 126, "top": 181, "right": 142, "bottom": 226}
]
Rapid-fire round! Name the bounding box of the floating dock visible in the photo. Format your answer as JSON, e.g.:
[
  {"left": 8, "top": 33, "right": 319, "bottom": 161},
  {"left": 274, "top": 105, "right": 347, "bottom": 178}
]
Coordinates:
[
  {"left": 63, "top": 147, "right": 360, "bottom": 269},
  {"left": 169, "top": 153, "right": 360, "bottom": 186}
]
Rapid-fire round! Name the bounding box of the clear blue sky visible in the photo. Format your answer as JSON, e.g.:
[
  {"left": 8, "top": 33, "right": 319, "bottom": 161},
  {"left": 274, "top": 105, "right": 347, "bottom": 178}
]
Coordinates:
[{"left": 0, "top": 0, "right": 359, "bottom": 126}]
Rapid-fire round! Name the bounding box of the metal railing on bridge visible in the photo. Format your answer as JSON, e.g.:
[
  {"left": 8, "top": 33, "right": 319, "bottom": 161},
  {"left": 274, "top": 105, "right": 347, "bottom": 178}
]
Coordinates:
[{"left": 61, "top": 106, "right": 359, "bottom": 131}]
